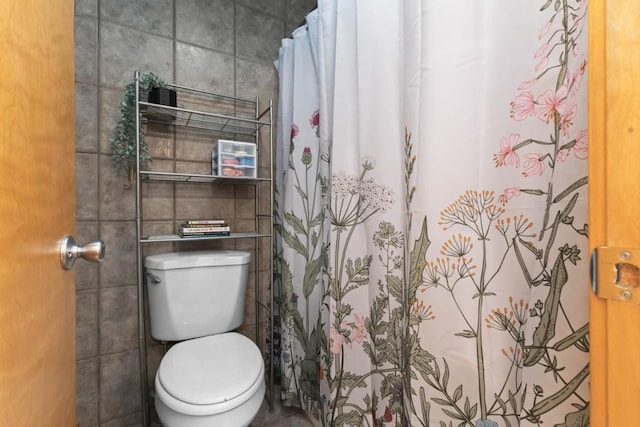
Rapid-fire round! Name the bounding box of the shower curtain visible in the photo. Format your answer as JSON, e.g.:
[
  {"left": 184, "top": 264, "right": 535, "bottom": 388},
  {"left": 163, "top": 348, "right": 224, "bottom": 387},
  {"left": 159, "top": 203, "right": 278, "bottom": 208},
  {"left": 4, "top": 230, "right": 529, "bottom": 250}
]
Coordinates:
[{"left": 275, "top": 1, "right": 589, "bottom": 426}]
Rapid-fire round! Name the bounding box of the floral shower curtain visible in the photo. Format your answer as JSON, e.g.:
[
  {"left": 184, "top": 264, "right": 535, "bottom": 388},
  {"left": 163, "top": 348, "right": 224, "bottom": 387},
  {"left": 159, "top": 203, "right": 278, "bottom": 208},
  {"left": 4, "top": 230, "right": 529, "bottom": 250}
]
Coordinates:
[
  {"left": 274, "top": 13, "right": 327, "bottom": 415},
  {"left": 275, "top": 1, "right": 590, "bottom": 426}
]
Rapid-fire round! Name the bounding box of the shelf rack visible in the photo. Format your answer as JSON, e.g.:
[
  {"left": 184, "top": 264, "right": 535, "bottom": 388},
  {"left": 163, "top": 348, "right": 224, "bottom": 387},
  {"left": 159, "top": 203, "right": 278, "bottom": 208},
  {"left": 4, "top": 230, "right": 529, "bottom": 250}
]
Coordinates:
[{"left": 132, "top": 70, "right": 275, "bottom": 426}]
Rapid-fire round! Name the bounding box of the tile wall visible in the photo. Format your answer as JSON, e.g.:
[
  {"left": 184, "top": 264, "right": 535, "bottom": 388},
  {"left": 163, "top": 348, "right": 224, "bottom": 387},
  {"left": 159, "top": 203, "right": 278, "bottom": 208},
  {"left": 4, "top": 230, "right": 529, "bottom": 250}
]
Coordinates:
[{"left": 74, "top": 1, "right": 316, "bottom": 425}]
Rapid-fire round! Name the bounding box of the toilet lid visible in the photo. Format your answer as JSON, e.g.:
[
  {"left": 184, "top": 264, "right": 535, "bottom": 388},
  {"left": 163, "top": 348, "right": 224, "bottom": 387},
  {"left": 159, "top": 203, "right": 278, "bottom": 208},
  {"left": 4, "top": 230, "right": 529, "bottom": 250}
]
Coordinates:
[{"left": 157, "top": 333, "right": 263, "bottom": 406}]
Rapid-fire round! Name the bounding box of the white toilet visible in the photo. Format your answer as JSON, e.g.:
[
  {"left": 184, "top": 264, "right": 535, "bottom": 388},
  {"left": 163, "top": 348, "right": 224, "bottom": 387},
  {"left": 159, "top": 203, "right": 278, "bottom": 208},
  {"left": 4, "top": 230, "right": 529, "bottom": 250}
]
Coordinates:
[{"left": 145, "top": 250, "right": 266, "bottom": 427}]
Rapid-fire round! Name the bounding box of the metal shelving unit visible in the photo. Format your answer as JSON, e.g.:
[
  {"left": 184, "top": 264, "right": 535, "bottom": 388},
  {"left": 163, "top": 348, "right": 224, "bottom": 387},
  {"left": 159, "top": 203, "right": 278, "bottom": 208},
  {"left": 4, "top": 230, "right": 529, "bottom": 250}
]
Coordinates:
[{"left": 132, "top": 70, "right": 275, "bottom": 426}]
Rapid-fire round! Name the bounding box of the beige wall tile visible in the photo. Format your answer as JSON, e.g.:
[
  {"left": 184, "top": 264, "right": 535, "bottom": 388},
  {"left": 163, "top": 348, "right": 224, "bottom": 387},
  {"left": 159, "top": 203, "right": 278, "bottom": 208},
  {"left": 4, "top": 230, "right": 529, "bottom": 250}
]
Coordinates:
[
  {"left": 76, "top": 291, "right": 99, "bottom": 360},
  {"left": 76, "top": 358, "right": 99, "bottom": 426},
  {"left": 99, "top": 350, "right": 141, "bottom": 420},
  {"left": 99, "top": 286, "right": 139, "bottom": 353},
  {"left": 101, "top": 0, "right": 173, "bottom": 38},
  {"left": 100, "top": 22, "right": 173, "bottom": 88},
  {"left": 177, "top": 0, "right": 235, "bottom": 54}
]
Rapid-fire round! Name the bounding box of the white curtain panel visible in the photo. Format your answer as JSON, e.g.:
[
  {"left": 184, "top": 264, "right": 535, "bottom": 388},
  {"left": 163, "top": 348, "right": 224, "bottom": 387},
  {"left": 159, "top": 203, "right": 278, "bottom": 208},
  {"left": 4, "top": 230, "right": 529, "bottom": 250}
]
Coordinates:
[
  {"left": 276, "top": 1, "right": 589, "bottom": 426},
  {"left": 274, "top": 19, "right": 328, "bottom": 415}
]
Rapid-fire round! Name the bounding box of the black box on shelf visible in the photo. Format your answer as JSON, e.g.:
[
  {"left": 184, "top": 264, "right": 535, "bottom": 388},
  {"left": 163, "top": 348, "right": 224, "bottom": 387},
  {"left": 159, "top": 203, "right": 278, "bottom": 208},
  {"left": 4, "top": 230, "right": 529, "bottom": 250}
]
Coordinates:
[
  {"left": 147, "top": 87, "right": 177, "bottom": 122},
  {"left": 148, "top": 87, "right": 177, "bottom": 107}
]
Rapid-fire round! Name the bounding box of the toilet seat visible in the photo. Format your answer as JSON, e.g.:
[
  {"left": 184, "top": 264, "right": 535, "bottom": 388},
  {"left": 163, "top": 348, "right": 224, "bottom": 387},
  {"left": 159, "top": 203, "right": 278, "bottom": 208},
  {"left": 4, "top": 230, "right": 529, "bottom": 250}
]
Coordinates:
[{"left": 155, "top": 332, "right": 265, "bottom": 416}]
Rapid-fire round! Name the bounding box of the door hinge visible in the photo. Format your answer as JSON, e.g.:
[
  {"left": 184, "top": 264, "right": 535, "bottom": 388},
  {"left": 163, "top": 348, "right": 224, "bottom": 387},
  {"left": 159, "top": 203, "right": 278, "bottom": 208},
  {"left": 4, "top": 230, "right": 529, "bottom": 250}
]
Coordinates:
[{"left": 592, "top": 247, "right": 640, "bottom": 304}]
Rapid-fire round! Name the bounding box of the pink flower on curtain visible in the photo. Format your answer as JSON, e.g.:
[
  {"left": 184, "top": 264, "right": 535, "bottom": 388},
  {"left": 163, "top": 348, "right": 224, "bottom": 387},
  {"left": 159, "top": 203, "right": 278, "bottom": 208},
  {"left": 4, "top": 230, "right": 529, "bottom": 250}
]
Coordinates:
[
  {"left": 309, "top": 110, "right": 320, "bottom": 138},
  {"left": 329, "top": 326, "right": 344, "bottom": 354},
  {"left": 537, "top": 85, "right": 568, "bottom": 123},
  {"left": 510, "top": 92, "right": 536, "bottom": 121},
  {"left": 534, "top": 42, "right": 548, "bottom": 59},
  {"left": 568, "top": 59, "right": 587, "bottom": 92},
  {"left": 556, "top": 149, "right": 570, "bottom": 163},
  {"left": 309, "top": 110, "right": 320, "bottom": 129},
  {"left": 522, "top": 153, "right": 545, "bottom": 177},
  {"left": 351, "top": 313, "right": 367, "bottom": 344},
  {"left": 372, "top": 406, "right": 393, "bottom": 424},
  {"left": 493, "top": 133, "right": 521, "bottom": 167},
  {"left": 517, "top": 78, "right": 537, "bottom": 90},
  {"left": 560, "top": 96, "right": 577, "bottom": 136},
  {"left": 573, "top": 129, "right": 588, "bottom": 159},
  {"left": 301, "top": 146, "right": 312, "bottom": 165},
  {"left": 383, "top": 407, "right": 393, "bottom": 422},
  {"left": 498, "top": 187, "right": 521, "bottom": 205},
  {"left": 291, "top": 123, "right": 299, "bottom": 140},
  {"left": 571, "top": 9, "right": 585, "bottom": 27},
  {"left": 538, "top": 20, "right": 552, "bottom": 39},
  {"left": 534, "top": 56, "right": 548, "bottom": 72}
]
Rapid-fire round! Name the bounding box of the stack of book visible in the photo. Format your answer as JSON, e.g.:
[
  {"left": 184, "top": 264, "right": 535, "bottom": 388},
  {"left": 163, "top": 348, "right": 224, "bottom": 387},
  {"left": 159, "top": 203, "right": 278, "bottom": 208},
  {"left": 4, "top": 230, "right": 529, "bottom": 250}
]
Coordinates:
[{"left": 178, "top": 220, "right": 230, "bottom": 237}]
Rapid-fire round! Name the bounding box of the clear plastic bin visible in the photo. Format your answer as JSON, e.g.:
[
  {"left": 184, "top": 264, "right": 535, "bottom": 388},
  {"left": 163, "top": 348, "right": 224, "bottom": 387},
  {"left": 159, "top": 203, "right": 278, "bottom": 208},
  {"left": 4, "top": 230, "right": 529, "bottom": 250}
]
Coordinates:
[{"left": 211, "top": 139, "right": 257, "bottom": 178}]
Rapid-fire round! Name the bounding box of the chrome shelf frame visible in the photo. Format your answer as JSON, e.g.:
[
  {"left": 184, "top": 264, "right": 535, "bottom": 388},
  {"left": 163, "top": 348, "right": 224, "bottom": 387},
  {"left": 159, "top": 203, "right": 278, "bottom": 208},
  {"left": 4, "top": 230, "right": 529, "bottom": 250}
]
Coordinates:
[
  {"left": 140, "top": 232, "right": 272, "bottom": 243},
  {"left": 132, "top": 70, "right": 275, "bottom": 426},
  {"left": 140, "top": 170, "right": 270, "bottom": 184}
]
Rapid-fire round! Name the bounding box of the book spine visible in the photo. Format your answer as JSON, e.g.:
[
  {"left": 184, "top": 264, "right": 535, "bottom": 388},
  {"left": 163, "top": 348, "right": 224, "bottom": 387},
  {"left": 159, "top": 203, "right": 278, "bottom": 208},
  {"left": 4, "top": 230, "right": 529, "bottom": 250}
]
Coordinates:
[
  {"left": 181, "top": 223, "right": 228, "bottom": 228},
  {"left": 180, "top": 226, "right": 231, "bottom": 233},
  {"left": 178, "top": 231, "right": 230, "bottom": 237},
  {"left": 185, "top": 220, "right": 226, "bottom": 225}
]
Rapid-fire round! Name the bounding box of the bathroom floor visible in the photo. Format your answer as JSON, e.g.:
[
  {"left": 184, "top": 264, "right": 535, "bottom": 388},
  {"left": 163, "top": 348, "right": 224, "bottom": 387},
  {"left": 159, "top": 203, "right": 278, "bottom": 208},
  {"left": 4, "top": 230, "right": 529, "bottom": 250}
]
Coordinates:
[
  {"left": 251, "top": 387, "right": 317, "bottom": 427},
  {"left": 149, "top": 386, "right": 317, "bottom": 427}
]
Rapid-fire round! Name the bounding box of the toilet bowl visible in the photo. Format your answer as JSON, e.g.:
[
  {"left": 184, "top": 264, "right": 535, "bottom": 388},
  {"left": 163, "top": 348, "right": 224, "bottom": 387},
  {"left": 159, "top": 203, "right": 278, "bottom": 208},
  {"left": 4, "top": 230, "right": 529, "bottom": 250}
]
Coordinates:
[
  {"left": 154, "top": 332, "right": 265, "bottom": 427},
  {"left": 145, "top": 250, "right": 264, "bottom": 426}
]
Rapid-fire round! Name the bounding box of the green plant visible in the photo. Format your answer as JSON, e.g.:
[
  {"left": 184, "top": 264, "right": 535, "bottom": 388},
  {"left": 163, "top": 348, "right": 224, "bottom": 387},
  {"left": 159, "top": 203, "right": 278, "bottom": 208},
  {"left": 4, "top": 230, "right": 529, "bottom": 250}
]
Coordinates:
[{"left": 110, "top": 71, "right": 167, "bottom": 186}]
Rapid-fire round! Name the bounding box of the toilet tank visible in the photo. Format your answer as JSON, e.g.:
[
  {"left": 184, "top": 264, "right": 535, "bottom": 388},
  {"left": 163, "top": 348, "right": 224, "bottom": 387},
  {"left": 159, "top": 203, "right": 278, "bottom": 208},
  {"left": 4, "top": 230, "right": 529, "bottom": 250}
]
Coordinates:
[{"left": 144, "top": 250, "right": 251, "bottom": 342}]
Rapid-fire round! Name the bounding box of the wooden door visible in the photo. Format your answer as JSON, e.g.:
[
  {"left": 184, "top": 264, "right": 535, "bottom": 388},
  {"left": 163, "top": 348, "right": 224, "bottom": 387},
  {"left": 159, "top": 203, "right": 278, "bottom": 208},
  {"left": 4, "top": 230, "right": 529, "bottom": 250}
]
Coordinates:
[
  {"left": 589, "top": 0, "right": 640, "bottom": 425},
  {"left": 0, "top": 1, "right": 76, "bottom": 426}
]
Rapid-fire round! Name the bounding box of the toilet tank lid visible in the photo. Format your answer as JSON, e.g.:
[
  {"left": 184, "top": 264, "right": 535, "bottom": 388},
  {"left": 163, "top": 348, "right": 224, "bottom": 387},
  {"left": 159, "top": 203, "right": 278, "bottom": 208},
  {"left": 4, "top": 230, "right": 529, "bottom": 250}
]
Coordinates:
[{"left": 145, "top": 250, "right": 251, "bottom": 270}]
